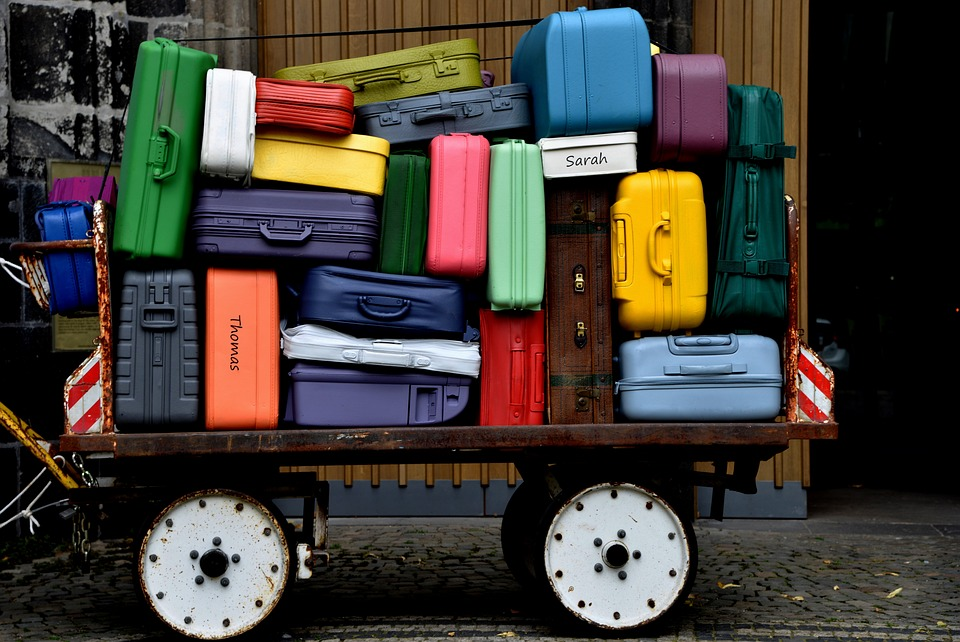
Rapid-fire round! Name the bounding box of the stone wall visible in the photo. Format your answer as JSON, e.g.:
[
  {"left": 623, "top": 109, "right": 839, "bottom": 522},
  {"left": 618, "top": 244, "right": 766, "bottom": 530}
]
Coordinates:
[{"left": 0, "top": 0, "right": 255, "bottom": 440}]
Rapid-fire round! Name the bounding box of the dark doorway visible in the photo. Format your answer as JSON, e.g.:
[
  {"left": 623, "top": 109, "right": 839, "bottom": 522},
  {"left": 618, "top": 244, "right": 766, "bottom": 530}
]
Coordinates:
[{"left": 807, "top": 5, "right": 957, "bottom": 492}]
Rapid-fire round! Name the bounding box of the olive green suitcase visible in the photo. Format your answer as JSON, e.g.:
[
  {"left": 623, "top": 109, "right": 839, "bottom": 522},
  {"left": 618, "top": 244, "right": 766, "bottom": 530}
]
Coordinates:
[{"left": 273, "top": 38, "right": 483, "bottom": 107}]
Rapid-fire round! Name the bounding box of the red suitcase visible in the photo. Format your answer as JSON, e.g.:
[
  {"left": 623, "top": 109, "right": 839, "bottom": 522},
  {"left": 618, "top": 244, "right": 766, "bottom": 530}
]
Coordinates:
[
  {"left": 478, "top": 308, "right": 546, "bottom": 426},
  {"left": 255, "top": 77, "right": 355, "bottom": 135},
  {"left": 425, "top": 133, "right": 490, "bottom": 279}
]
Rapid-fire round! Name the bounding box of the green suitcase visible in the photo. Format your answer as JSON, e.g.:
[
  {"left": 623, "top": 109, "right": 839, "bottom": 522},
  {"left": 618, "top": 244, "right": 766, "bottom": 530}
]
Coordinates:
[
  {"left": 486, "top": 139, "right": 546, "bottom": 311},
  {"left": 711, "top": 84, "right": 796, "bottom": 324},
  {"left": 273, "top": 38, "right": 483, "bottom": 107},
  {"left": 378, "top": 151, "right": 430, "bottom": 275},
  {"left": 113, "top": 38, "right": 217, "bottom": 260}
]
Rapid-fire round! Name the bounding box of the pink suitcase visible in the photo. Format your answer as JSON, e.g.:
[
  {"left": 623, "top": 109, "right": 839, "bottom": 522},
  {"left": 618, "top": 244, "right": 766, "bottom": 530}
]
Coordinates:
[
  {"left": 49, "top": 175, "right": 118, "bottom": 208},
  {"left": 425, "top": 133, "right": 490, "bottom": 279}
]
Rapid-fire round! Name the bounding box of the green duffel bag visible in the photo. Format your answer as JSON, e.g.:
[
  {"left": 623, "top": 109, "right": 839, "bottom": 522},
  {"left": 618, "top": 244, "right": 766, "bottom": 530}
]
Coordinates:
[{"left": 711, "top": 84, "right": 797, "bottom": 324}]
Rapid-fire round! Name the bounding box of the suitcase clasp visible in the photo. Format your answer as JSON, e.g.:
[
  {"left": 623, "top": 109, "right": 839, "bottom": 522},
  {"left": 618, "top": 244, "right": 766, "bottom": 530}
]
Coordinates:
[
  {"left": 573, "top": 264, "right": 586, "bottom": 293},
  {"left": 574, "top": 321, "right": 588, "bottom": 349}
]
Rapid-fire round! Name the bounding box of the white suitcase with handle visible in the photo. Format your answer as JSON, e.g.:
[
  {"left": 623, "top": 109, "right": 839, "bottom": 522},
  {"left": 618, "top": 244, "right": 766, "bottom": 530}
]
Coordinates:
[
  {"left": 200, "top": 68, "right": 257, "bottom": 183},
  {"left": 281, "top": 322, "right": 481, "bottom": 378}
]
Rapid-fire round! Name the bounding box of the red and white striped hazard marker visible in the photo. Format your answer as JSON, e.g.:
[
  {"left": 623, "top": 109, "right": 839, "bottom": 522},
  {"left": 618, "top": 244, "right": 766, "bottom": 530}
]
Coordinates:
[
  {"left": 796, "top": 342, "right": 834, "bottom": 423},
  {"left": 65, "top": 348, "right": 103, "bottom": 434}
]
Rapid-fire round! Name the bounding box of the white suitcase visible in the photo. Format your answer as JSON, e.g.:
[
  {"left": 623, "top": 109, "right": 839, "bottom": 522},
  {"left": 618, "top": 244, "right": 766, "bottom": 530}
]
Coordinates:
[
  {"left": 280, "top": 322, "right": 481, "bottom": 377},
  {"left": 200, "top": 68, "right": 257, "bottom": 183},
  {"left": 538, "top": 131, "right": 638, "bottom": 179}
]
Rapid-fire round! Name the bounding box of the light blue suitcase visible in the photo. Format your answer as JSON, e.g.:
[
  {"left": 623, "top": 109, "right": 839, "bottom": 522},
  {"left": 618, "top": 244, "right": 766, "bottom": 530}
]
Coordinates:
[{"left": 511, "top": 6, "right": 654, "bottom": 141}]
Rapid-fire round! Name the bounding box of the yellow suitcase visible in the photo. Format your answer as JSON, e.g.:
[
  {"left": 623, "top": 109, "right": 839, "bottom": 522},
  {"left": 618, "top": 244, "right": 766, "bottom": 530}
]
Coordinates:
[
  {"left": 251, "top": 127, "right": 390, "bottom": 196},
  {"left": 610, "top": 169, "right": 708, "bottom": 334}
]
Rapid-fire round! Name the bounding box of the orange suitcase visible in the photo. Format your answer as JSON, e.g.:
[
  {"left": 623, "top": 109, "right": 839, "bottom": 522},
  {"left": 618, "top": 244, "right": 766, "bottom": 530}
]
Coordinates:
[
  {"left": 610, "top": 169, "right": 708, "bottom": 335},
  {"left": 205, "top": 267, "right": 280, "bottom": 430}
]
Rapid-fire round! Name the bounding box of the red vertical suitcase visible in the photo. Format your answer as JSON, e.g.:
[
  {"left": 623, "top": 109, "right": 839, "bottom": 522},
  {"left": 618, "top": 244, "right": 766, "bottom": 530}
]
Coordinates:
[
  {"left": 425, "top": 133, "right": 490, "bottom": 279},
  {"left": 478, "top": 308, "right": 546, "bottom": 426},
  {"left": 205, "top": 268, "right": 279, "bottom": 430}
]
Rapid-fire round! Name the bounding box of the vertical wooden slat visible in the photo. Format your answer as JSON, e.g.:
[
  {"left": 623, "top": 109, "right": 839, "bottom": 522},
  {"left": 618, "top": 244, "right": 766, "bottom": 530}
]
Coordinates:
[
  {"left": 398, "top": 463, "right": 408, "bottom": 487},
  {"left": 453, "top": 463, "right": 462, "bottom": 487},
  {"left": 480, "top": 463, "right": 490, "bottom": 487},
  {"left": 426, "top": 463, "right": 436, "bottom": 487}
]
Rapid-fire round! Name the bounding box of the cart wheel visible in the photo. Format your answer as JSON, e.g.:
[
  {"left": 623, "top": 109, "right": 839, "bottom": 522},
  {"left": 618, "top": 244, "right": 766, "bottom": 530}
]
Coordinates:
[
  {"left": 540, "top": 481, "right": 697, "bottom": 633},
  {"left": 136, "top": 489, "right": 291, "bottom": 640},
  {"left": 500, "top": 480, "right": 551, "bottom": 592}
]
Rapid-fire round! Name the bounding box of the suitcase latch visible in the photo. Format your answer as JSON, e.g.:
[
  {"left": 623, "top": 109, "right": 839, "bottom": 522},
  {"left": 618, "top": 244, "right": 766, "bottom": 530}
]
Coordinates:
[
  {"left": 573, "top": 264, "right": 585, "bottom": 293},
  {"left": 575, "top": 388, "right": 599, "bottom": 411},
  {"left": 574, "top": 321, "right": 587, "bottom": 349},
  {"left": 571, "top": 201, "right": 595, "bottom": 223}
]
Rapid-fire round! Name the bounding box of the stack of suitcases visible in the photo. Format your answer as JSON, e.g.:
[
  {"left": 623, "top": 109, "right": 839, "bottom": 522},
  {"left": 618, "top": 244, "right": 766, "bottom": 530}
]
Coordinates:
[{"left": 87, "top": 5, "right": 794, "bottom": 431}]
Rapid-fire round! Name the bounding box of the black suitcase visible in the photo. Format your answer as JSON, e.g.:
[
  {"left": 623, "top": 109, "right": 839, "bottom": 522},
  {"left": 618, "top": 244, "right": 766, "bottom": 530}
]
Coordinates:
[{"left": 114, "top": 268, "right": 201, "bottom": 426}]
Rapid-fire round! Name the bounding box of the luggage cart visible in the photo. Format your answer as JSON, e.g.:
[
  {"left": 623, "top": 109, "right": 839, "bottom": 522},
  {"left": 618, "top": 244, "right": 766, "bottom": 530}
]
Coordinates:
[{"left": 6, "top": 195, "right": 838, "bottom": 640}]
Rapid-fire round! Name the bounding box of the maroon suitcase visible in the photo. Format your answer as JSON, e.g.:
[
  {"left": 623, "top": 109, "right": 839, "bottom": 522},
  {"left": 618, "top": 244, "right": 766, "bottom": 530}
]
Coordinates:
[
  {"left": 649, "top": 53, "right": 728, "bottom": 163},
  {"left": 478, "top": 308, "right": 546, "bottom": 426}
]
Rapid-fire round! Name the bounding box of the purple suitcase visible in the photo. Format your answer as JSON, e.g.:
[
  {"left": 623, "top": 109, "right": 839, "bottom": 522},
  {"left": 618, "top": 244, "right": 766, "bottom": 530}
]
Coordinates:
[
  {"left": 649, "top": 53, "right": 728, "bottom": 163},
  {"left": 285, "top": 362, "right": 473, "bottom": 427},
  {"left": 191, "top": 187, "right": 379, "bottom": 265}
]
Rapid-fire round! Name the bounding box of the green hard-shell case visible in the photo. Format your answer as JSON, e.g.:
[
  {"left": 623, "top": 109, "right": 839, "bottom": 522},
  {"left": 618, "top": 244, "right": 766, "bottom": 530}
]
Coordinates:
[{"left": 113, "top": 38, "right": 217, "bottom": 260}]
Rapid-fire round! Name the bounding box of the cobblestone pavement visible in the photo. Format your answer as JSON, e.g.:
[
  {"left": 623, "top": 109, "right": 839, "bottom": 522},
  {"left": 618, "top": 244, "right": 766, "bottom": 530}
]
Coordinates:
[{"left": 1, "top": 488, "right": 958, "bottom": 642}]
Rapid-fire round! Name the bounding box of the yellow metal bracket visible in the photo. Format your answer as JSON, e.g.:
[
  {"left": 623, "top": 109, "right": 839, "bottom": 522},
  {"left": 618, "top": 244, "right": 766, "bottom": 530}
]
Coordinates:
[{"left": 1, "top": 400, "right": 80, "bottom": 490}]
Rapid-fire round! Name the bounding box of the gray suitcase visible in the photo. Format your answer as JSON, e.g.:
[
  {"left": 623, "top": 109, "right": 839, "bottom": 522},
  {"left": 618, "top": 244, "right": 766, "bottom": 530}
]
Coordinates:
[
  {"left": 114, "top": 268, "right": 201, "bottom": 426},
  {"left": 614, "top": 333, "right": 782, "bottom": 421},
  {"left": 354, "top": 83, "right": 532, "bottom": 147}
]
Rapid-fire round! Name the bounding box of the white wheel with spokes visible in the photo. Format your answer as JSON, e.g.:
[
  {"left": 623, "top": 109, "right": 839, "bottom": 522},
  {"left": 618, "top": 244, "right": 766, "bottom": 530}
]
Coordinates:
[
  {"left": 542, "top": 481, "right": 696, "bottom": 632},
  {"left": 137, "top": 489, "right": 291, "bottom": 640}
]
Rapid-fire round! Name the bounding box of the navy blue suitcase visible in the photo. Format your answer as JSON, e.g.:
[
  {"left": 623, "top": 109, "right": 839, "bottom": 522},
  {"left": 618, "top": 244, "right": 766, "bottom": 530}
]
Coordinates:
[
  {"left": 34, "top": 200, "right": 96, "bottom": 316},
  {"left": 295, "top": 265, "right": 468, "bottom": 339}
]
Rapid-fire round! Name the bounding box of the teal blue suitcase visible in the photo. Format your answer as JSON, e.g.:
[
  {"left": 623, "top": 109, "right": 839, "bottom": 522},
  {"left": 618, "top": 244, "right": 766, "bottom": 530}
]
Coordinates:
[{"left": 511, "top": 6, "right": 653, "bottom": 140}]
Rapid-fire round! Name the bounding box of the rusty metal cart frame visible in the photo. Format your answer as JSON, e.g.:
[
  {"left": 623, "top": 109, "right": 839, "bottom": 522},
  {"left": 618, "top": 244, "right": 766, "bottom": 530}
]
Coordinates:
[{"left": 6, "top": 195, "right": 838, "bottom": 640}]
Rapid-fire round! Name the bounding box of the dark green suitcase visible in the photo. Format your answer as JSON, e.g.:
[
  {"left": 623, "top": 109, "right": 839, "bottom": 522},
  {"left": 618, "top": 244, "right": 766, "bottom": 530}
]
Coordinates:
[
  {"left": 710, "top": 84, "right": 796, "bottom": 324},
  {"left": 378, "top": 151, "right": 430, "bottom": 275},
  {"left": 113, "top": 38, "right": 217, "bottom": 260}
]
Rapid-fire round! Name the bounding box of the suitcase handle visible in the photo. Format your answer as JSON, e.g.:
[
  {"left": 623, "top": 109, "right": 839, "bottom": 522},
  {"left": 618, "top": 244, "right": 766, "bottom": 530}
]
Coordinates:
[
  {"left": 412, "top": 108, "right": 457, "bottom": 123},
  {"left": 647, "top": 215, "right": 672, "bottom": 278},
  {"left": 140, "top": 303, "right": 178, "bottom": 329},
  {"left": 258, "top": 221, "right": 312, "bottom": 243},
  {"left": 353, "top": 68, "right": 422, "bottom": 87},
  {"left": 357, "top": 295, "right": 412, "bottom": 320},
  {"left": 152, "top": 126, "right": 180, "bottom": 181}
]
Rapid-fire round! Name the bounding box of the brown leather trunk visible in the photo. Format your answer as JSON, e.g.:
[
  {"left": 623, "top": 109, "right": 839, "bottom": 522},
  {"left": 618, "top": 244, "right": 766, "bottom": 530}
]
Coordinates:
[{"left": 544, "top": 177, "right": 618, "bottom": 424}]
